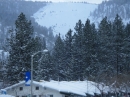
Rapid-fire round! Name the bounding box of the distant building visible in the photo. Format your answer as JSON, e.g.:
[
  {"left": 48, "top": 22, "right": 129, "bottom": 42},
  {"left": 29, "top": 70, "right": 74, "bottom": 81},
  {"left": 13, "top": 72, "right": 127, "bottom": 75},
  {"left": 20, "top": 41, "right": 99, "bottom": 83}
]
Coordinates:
[
  {"left": 2, "top": 79, "right": 130, "bottom": 97},
  {"left": 2, "top": 80, "right": 103, "bottom": 97}
]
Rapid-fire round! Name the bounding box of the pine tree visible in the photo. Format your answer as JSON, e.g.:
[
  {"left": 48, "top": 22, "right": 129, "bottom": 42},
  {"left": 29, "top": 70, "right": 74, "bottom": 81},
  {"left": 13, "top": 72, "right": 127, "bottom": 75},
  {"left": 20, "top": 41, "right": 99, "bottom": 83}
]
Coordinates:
[
  {"left": 52, "top": 34, "right": 65, "bottom": 81},
  {"left": 97, "top": 16, "right": 114, "bottom": 84},
  {"left": 71, "top": 33, "right": 80, "bottom": 80},
  {"left": 48, "top": 27, "right": 55, "bottom": 42},
  {"left": 82, "top": 19, "right": 98, "bottom": 80},
  {"left": 64, "top": 29, "right": 73, "bottom": 80},
  {"left": 6, "top": 13, "right": 36, "bottom": 85},
  {"left": 98, "top": 17, "right": 110, "bottom": 65},
  {"left": 112, "top": 14, "right": 125, "bottom": 76},
  {"left": 36, "top": 50, "right": 54, "bottom": 81},
  {"left": 82, "top": 19, "right": 92, "bottom": 77},
  {"left": 32, "top": 36, "right": 46, "bottom": 80},
  {"left": 120, "top": 23, "right": 130, "bottom": 90},
  {"left": 124, "top": 23, "right": 130, "bottom": 73},
  {"left": 73, "top": 20, "right": 84, "bottom": 80}
]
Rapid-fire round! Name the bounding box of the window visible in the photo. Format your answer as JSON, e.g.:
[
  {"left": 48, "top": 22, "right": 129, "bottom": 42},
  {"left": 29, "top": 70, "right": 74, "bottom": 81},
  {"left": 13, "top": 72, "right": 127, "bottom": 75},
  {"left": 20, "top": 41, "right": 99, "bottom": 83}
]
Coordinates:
[
  {"left": 33, "top": 95, "right": 37, "bottom": 97},
  {"left": 36, "top": 86, "right": 39, "bottom": 90},
  {"left": 50, "top": 95, "right": 53, "bottom": 97},
  {"left": 19, "top": 87, "right": 23, "bottom": 91}
]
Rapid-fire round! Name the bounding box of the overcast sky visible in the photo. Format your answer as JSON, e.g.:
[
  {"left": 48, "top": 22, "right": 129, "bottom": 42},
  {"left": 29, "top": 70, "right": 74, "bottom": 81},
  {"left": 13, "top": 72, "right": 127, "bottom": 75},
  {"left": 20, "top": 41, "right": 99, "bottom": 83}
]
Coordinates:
[{"left": 28, "top": 0, "right": 106, "bottom": 4}]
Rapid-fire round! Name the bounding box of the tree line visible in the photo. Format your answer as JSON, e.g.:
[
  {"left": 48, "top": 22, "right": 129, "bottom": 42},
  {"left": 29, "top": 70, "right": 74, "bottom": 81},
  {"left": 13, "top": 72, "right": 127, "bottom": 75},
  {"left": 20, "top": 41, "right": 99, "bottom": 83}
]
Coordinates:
[
  {"left": 51, "top": 14, "right": 130, "bottom": 88},
  {"left": 1, "top": 13, "right": 130, "bottom": 89}
]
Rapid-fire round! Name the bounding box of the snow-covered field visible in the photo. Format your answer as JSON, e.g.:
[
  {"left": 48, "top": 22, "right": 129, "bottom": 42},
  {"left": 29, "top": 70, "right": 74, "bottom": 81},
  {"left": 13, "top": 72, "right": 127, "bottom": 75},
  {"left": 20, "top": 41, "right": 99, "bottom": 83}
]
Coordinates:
[{"left": 33, "top": 2, "right": 98, "bottom": 36}]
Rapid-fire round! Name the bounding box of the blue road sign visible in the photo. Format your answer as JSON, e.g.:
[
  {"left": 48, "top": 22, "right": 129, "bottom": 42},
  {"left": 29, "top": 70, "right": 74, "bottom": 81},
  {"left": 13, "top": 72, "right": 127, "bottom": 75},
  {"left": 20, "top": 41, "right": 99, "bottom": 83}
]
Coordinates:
[{"left": 25, "top": 71, "right": 31, "bottom": 86}]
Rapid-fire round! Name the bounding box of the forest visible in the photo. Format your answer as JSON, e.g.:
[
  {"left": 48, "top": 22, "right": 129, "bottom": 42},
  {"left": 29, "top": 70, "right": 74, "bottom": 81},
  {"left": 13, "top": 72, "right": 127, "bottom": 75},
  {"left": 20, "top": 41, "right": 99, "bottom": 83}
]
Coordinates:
[
  {"left": 0, "top": 12, "right": 130, "bottom": 91},
  {"left": 0, "top": 0, "right": 129, "bottom": 92}
]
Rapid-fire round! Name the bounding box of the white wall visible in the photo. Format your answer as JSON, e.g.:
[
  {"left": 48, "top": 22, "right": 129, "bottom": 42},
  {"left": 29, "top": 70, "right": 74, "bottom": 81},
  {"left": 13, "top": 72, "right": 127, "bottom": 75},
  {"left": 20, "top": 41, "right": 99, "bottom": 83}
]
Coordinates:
[{"left": 6, "top": 83, "right": 64, "bottom": 97}]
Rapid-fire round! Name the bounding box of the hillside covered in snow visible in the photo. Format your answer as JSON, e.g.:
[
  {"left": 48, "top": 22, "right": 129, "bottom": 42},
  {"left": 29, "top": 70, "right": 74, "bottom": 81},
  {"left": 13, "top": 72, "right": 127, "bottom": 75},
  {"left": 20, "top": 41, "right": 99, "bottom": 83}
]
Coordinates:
[
  {"left": 90, "top": 0, "right": 130, "bottom": 24},
  {"left": 33, "top": 2, "right": 98, "bottom": 36}
]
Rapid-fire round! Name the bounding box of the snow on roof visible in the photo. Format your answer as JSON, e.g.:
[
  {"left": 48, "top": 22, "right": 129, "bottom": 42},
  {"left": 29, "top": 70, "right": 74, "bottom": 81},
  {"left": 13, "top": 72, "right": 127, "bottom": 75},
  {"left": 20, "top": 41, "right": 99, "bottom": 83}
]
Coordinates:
[
  {"left": 38, "top": 80, "right": 97, "bottom": 96},
  {"left": 4, "top": 80, "right": 110, "bottom": 96},
  {"left": 4, "top": 81, "right": 25, "bottom": 90}
]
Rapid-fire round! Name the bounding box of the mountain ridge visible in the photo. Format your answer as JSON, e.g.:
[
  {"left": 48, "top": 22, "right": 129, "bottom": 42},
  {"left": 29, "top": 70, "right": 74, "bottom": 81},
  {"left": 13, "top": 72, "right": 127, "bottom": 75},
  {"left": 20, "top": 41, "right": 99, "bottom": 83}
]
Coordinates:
[{"left": 90, "top": 0, "right": 130, "bottom": 24}]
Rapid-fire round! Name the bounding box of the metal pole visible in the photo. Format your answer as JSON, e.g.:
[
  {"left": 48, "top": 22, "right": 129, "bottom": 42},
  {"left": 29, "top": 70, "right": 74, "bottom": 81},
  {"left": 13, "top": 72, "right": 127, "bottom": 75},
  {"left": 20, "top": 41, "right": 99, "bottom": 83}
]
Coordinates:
[
  {"left": 30, "top": 50, "right": 48, "bottom": 97},
  {"left": 31, "top": 55, "right": 33, "bottom": 97}
]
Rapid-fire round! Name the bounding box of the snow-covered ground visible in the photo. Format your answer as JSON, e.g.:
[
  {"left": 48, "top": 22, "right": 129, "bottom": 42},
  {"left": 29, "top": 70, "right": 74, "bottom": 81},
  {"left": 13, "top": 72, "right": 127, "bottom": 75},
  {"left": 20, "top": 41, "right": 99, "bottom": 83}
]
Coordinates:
[
  {"left": 0, "top": 95, "right": 14, "bottom": 97},
  {"left": 33, "top": 2, "right": 98, "bottom": 36}
]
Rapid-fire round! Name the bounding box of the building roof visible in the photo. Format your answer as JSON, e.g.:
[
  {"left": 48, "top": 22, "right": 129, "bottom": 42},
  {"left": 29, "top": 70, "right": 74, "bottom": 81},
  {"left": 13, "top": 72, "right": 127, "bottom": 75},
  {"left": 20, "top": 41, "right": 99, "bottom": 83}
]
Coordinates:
[{"left": 3, "top": 80, "right": 110, "bottom": 96}]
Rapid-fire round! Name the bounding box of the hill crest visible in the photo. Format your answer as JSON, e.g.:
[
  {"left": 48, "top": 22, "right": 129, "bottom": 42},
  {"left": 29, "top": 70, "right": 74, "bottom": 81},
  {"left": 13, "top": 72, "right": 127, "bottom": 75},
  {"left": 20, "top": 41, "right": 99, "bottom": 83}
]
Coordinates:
[{"left": 33, "top": 2, "right": 98, "bottom": 36}]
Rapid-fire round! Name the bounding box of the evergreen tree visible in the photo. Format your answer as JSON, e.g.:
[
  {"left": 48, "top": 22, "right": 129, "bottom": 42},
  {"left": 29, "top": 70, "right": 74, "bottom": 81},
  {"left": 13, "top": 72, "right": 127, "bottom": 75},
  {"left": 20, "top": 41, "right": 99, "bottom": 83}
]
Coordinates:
[
  {"left": 36, "top": 50, "right": 54, "bottom": 81},
  {"left": 124, "top": 23, "right": 130, "bottom": 73},
  {"left": 97, "top": 16, "right": 114, "bottom": 84},
  {"left": 48, "top": 27, "right": 55, "bottom": 42},
  {"left": 120, "top": 22, "right": 130, "bottom": 89},
  {"left": 112, "top": 14, "right": 125, "bottom": 76},
  {"left": 82, "top": 19, "right": 92, "bottom": 77},
  {"left": 64, "top": 29, "right": 73, "bottom": 80},
  {"left": 82, "top": 19, "right": 98, "bottom": 80},
  {"left": 6, "top": 13, "right": 36, "bottom": 85},
  {"left": 52, "top": 34, "right": 65, "bottom": 81},
  {"left": 73, "top": 20, "right": 84, "bottom": 80},
  {"left": 41, "top": 37, "right": 46, "bottom": 50},
  {"left": 71, "top": 33, "right": 80, "bottom": 80},
  {"left": 32, "top": 36, "right": 46, "bottom": 80}
]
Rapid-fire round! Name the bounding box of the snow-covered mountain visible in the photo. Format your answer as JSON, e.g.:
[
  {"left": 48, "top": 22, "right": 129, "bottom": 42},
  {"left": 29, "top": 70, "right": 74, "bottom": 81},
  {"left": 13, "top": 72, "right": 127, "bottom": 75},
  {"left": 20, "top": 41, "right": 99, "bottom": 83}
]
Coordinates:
[
  {"left": 33, "top": 1, "right": 130, "bottom": 37},
  {"left": 90, "top": 0, "right": 130, "bottom": 24},
  {"left": 33, "top": 2, "right": 98, "bottom": 36}
]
